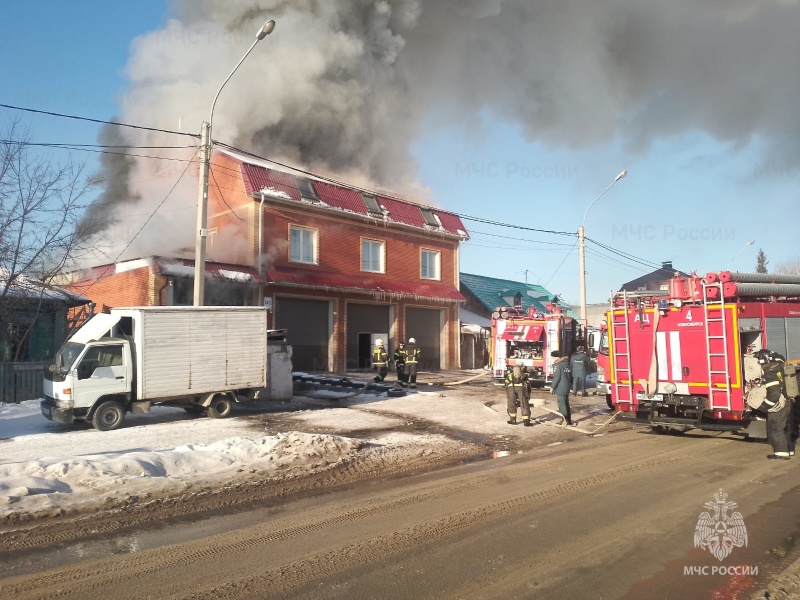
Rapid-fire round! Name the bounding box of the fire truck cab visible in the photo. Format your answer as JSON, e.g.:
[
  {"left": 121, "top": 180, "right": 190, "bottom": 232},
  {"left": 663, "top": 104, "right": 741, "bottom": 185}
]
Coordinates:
[
  {"left": 491, "top": 304, "right": 585, "bottom": 385},
  {"left": 606, "top": 271, "right": 800, "bottom": 438}
]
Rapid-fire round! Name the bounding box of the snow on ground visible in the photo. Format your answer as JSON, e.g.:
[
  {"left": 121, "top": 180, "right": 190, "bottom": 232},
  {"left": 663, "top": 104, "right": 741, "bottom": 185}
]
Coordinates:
[
  {"left": 0, "top": 377, "right": 612, "bottom": 521},
  {"left": 0, "top": 397, "right": 399, "bottom": 519}
]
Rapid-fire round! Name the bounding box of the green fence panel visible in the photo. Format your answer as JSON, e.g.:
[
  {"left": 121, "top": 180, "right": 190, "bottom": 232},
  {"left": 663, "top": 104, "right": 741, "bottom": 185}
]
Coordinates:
[{"left": 0, "top": 362, "right": 48, "bottom": 403}]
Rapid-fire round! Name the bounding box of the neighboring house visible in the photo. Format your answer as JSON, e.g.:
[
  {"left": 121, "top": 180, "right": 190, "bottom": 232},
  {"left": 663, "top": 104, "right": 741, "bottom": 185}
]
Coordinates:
[
  {"left": 0, "top": 275, "right": 89, "bottom": 403},
  {"left": 459, "top": 272, "right": 578, "bottom": 322},
  {"left": 66, "top": 149, "right": 469, "bottom": 373},
  {"left": 458, "top": 273, "right": 577, "bottom": 369},
  {"left": 0, "top": 275, "right": 89, "bottom": 363},
  {"left": 618, "top": 261, "right": 688, "bottom": 293},
  {"left": 60, "top": 256, "right": 263, "bottom": 314}
]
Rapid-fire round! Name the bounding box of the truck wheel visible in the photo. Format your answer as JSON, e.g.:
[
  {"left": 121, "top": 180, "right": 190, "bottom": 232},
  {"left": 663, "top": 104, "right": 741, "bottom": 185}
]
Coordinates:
[
  {"left": 92, "top": 400, "right": 125, "bottom": 431},
  {"left": 207, "top": 396, "right": 233, "bottom": 419},
  {"left": 606, "top": 394, "right": 614, "bottom": 410}
]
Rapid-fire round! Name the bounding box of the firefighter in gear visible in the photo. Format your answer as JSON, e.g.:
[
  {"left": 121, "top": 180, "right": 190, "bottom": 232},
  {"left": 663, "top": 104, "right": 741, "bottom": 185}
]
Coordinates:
[
  {"left": 404, "top": 337, "right": 421, "bottom": 388},
  {"left": 505, "top": 365, "right": 532, "bottom": 426},
  {"left": 393, "top": 341, "right": 407, "bottom": 386},
  {"left": 755, "top": 350, "right": 794, "bottom": 460},
  {"left": 372, "top": 339, "right": 389, "bottom": 383}
]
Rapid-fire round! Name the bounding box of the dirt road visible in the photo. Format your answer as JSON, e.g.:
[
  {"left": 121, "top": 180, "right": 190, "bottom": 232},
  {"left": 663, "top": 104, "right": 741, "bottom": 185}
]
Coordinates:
[{"left": 2, "top": 421, "right": 798, "bottom": 599}]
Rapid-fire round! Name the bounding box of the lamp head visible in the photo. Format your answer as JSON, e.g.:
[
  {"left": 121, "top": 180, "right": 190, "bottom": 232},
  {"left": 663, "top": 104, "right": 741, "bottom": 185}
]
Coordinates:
[
  {"left": 615, "top": 170, "right": 628, "bottom": 182},
  {"left": 257, "top": 20, "right": 276, "bottom": 40}
]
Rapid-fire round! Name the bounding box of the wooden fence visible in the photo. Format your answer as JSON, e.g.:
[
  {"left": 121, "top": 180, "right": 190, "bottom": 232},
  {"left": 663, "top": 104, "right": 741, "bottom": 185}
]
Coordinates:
[{"left": 0, "top": 362, "right": 48, "bottom": 403}]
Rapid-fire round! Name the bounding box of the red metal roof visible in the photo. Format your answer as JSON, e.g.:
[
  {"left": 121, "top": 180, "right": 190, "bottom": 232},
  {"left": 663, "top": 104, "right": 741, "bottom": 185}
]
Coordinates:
[
  {"left": 313, "top": 180, "right": 369, "bottom": 215},
  {"left": 377, "top": 195, "right": 426, "bottom": 228},
  {"left": 241, "top": 163, "right": 300, "bottom": 200},
  {"left": 233, "top": 154, "right": 469, "bottom": 238},
  {"left": 267, "top": 266, "right": 465, "bottom": 302}
]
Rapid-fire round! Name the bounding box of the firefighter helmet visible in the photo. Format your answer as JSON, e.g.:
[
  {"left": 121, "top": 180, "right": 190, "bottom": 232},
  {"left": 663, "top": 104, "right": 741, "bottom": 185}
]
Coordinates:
[
  {"left": 755, "top": 349, "right": 784, "bottom": 364},
  {"left": 375, "top": 339, "right": 384, "bottom": 347},
  {"left": 408, "top": 338, "right": 416, "bottom": 344}
]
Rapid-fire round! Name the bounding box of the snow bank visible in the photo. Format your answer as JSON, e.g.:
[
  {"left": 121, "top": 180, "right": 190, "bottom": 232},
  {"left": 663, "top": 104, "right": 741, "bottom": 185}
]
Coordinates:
[{"left": 0, "top": 400, "right": 364, "bottom": 518}]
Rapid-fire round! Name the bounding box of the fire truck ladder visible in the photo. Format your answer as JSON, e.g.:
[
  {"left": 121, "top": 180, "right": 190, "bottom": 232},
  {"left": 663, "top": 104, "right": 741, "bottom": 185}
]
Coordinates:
[
  {"left": 702, "top": 281, "right": 732, "bottom": 411},
  {"left": 610, "top": 291, "right": 636, "bottom": 405}
]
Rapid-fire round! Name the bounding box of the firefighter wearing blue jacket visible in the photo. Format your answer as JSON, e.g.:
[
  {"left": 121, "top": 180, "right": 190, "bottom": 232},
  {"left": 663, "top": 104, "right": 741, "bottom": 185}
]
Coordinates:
[{"left": 550, "top": 351, "right": 574, "bottom": 426}]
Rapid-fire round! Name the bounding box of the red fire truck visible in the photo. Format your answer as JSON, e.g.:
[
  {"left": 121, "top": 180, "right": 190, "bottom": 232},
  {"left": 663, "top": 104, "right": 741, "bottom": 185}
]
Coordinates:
[
  {"left": 606, "top": 271, "right": 800, "bottom": 438},
  {"left": 490, "top": 304, "right": 585, "bottom": 385}
]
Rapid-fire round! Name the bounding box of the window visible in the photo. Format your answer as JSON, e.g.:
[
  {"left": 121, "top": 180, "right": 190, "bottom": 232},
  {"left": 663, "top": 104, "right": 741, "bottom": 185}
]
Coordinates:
[
  {"left": 77, "top": 345, "right": 124, "bottom": 380},
  {"left": 420, "top": 208, "right": 439, "bottom": 227},
  {"left": 361, "top": 238, "right": 385, "bottom": 273},
  {"left": 295, "top": 177, "right": 320, "bottom": 203},
  {"left": 290, "top": 225, "right": 318, "bottom": 264},
  {"left": 421, "top": 249, "right": 440, "bottom": 280},
  {"left": 361, "top": 193, "right": 383, "bottom": 217}
]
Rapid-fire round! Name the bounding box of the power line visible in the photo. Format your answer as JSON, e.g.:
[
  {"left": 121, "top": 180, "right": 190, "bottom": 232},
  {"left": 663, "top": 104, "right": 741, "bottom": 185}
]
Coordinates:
[
  {"left": 0, "top": 102, "right": 197, "bottom": 138},
  {"left": 585, "top": 237, "right": 662, "bottom": 270},
  {"left": 0, "top": 139, "right": 195, "bottom": 150},
  {"left": 468, "top": 229, "right": 577, "bottom": 246}
]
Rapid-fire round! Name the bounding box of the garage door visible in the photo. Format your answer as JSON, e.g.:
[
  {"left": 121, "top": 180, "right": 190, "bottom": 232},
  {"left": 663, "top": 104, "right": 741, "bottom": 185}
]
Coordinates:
[
  {"left": 346, "top": 303, "right": 391, "bottom": 369},
  {"left": 275, "top": 297, "right": 330, "bottom": 372},
  {"left": 406, "top": 307, "right": 442, "bottom": 371}
]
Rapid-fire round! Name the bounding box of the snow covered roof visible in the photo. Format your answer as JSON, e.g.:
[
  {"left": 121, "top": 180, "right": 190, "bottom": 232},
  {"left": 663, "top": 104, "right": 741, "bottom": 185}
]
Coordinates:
[
  {"left": 0, "top": 272, "right": 90, "bottom": 307},
  {"left": 70, "top": 256, "right": 263, "bottom": 285}
]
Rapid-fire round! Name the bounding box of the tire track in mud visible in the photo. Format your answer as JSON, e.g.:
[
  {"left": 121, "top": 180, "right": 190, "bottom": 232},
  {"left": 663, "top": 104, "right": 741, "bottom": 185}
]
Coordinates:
[
  {"left": 0, "top": 439, "right": 483, "bottom": 554},
  {"left": 0, "top": 436, "right": 746, "bottom": 599}
]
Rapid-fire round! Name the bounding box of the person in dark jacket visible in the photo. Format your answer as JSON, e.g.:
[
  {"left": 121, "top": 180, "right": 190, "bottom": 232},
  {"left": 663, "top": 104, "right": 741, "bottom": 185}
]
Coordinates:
[
  {"left": 550, "top": 351, "right": 574, "bottom": 426},
  {"left": 505, "top": 365, "right": 532, "bottom": 426},
  {"left": 570, "top": 346, "right": 589, "bottom": 397},
  {"left": 404, "top": 337, "right": 421, "bottom": 388},
  {"left": 393, "top": 341, "right": 407, "bottom": 386},
  {"left": 372, "top": 339, "right": 389, "bottom": 383},
  {"left": 755, "top": 350, "right": 794, "bottom": 459}
]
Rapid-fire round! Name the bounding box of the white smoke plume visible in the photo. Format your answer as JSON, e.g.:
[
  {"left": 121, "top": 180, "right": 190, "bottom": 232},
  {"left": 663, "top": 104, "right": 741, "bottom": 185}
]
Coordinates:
[{"left": 92, "top": 0, "right": 800, "bottom": 263}]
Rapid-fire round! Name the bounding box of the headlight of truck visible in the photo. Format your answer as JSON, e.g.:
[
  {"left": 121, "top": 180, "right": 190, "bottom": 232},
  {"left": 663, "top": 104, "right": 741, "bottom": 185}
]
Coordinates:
[
  {"left": 55, "top": 397, "right": 74, "bottom": 409},
  {"left": 597, "top": 367, "right": 605, "bottom": 382}
]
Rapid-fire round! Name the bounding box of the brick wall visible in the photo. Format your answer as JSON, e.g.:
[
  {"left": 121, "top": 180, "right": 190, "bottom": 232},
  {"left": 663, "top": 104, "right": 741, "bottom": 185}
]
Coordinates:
[
  {"left": 263, "top": 204, "right": 459, "bottom": 282},
  {"left": 64, "top": 266, "right": 156, "bottom": 311}
]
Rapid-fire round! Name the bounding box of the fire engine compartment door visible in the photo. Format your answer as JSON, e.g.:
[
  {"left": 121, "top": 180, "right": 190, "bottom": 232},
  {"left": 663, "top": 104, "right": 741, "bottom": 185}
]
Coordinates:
[{"left": 500, "top": 324, "right": 544, "bottom": 341}]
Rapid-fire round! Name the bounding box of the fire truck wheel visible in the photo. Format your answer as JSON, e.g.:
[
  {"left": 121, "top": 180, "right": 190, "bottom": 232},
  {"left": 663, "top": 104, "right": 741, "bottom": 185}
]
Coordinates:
[
  {"left": 207, "top": 395, "right": 234, "bottom": 419},
  {"left": 605, "top": 395, "right": 614, "bottom": 409}
]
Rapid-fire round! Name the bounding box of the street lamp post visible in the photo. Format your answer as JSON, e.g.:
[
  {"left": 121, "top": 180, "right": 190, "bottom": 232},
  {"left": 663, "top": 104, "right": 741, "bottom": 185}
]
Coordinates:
[
  {"left": 578, "top": 170, "right": 627, "bottom": 322},
  {"left": 193, "top": 19, "right": 276, "bottom": 306},
  {"left": 727, "top": 239, "right": 755, "bottom": 271}
]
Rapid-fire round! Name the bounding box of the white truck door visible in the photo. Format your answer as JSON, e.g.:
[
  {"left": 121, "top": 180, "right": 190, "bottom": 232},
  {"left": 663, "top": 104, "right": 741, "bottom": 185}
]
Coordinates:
[{"left": 73, "top": 343, "right": 128, "bottom": 407}]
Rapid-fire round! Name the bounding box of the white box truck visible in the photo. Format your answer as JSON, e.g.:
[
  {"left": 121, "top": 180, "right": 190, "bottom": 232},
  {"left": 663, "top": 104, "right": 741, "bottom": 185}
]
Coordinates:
[{"left": 41, "top": 306, "right": 272, "bottom": 430}]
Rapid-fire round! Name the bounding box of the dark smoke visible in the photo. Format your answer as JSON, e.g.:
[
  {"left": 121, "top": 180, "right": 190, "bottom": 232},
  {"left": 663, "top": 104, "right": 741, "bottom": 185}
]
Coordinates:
[{"left": 94, "top": 0, "right": 800, "bottom": 258}]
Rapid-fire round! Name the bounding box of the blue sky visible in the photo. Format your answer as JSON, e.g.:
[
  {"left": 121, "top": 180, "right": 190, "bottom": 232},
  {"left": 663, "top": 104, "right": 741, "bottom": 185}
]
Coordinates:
[{"left": 2, "top": 2, "right": 797, "bottom": 306}]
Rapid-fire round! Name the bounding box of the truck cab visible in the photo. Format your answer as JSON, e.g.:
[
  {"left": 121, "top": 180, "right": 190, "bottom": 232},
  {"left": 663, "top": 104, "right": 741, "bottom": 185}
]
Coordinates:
[{"left": 42, "top": 335, "right": 133, "bottom": 430}]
